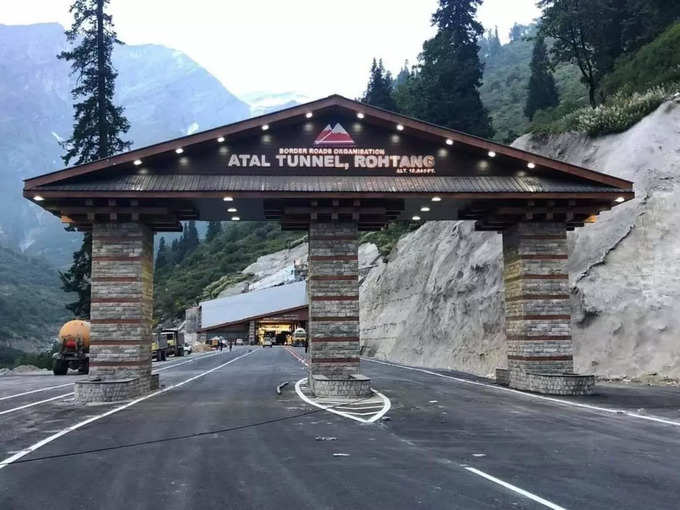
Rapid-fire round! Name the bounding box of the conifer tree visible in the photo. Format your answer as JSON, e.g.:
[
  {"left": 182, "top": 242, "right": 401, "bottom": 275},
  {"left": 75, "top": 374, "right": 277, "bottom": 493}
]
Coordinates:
[
  {"left": 206, "top": 221, "right": 222, "bottom": 242},
  {"left": 416, "top": 0, "right": 494, "bottom": 137},
  {"left": 525, "top": 36, "right": 559, "bottom": 120},
  {"left": 57, "top": 0, "right": 131, "bottom": 319},
  {"left": 360, "top": 58, "right": 397, "bottom": 111},
  {"left": 155, "top": 237, "right": 168, "bottom": 269}
]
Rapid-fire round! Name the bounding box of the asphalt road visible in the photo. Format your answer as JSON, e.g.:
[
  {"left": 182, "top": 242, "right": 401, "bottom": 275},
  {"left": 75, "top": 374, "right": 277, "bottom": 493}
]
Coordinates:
[{"left": 1, "top": 346, "right": 679, "bottom": 509}]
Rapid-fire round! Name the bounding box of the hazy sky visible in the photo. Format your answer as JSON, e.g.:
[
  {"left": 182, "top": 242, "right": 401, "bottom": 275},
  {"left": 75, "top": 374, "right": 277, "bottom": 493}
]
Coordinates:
[{"left": 1, "top": 0, "right": 541, "bottom": 100}]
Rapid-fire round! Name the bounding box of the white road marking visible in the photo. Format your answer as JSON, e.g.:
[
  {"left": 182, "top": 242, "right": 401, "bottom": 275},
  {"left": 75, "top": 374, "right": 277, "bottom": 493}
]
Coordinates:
[
  {"left": 365, "top": 358, "right": 680, "bottom": 428},
  {"left": 464, "top": 467, "right": 567, "bottom": 510},
  {"left": 294, "top": 378, "right": 391, "bottom": 424},
  {"left": 0, "top": 352, "right": 223, "bottom": 416},
  {"left": 0, "top": 349, "right": 257, "bottom": 470},
  {"left": 0, "top": 383, "right": 74, "bottom": 401},
  {"left": 0, "top": 393, "right": 75, "bottom": 416}
]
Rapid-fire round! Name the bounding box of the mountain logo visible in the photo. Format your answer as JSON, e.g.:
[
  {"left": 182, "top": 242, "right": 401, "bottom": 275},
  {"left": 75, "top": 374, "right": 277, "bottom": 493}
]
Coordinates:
[{"left": 314, "top": 123, "right": 355, "bottom": 145}]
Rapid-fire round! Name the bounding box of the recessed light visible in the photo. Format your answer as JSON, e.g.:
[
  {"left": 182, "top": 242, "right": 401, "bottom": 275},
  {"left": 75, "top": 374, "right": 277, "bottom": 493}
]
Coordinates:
[
  {"left": 615, "top": 196, "right": 625, "bottom": 203},
  {"left": 420, "top": 206, "right": 430, "bottom": 212},
  {"left": 446, "top": 139, "right": 453, "bottom": 146},
  {"left": 261, "top": 124, "right": 269, "bottom": 131},
  {"left": 431, "top": 196, "right": 442, "bottom": 202},
  {"left": 223, "top": 196, "right": 234, "bottom": 202},
  {"left": 357, "top": 112, "right": 365, "bottom": 119},
  {"left": 396, "top": 124, "right": 404, "bottom": 131},
  {"left": 217, "top": 136, "right": 225, "bottom": 143},
  {"left": 133, "top": 159, "right": 142, "bottom": 166},
  {"left": 33, "top": 195, "right": 44, "bottom": 201},
  {"left": 227, "top": 207, "right": 237, "bottom": 212},
  {"left": 175, "top": 147, "right": 184, "bottom": 154},
  {"left": 412, "top": 216, "right": 421, "bottom": 221},
  {"left": 527, "top": 162, "right": 536, "bottom": 169},
  {"left": 231, "top": 216, "right": 240, "bottom": 221},
  {"left": 305, "top": 112, "right": 313, "bottom": 119},
  {"left": 488, "top": 151, "right": 496, "bottom": 158}
]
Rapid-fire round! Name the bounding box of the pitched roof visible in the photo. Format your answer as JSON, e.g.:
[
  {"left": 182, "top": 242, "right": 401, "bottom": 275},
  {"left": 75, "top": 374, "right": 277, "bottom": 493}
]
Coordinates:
[
  {"left": 199, "top": 281, "right": 307, "bottom": 331},
  {"left": 24, "top": 94, "right": 633, "bottom": 191}
]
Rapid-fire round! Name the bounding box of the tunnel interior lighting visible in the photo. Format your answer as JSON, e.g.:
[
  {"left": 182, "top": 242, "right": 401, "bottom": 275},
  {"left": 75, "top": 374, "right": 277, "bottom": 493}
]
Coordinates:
[
  {"left": 175, "top": 147, "right": 184, "bottom": 154},
  {"left": 231, "top": 216, "right": 240, "bottom": 221},
  {"left": 411, "top": 215, "right": 421, "bottom": 221},
  {"left": 227, "top": 207, "right": 237, "bottom": 212},
  {"left": 305, "top": 112, "right": 313, "bottom": 119},
  {"left": 396, "top": 124, "right": 404, "bottom": 131},
  {"left": 133, "top": 159, "right": 142, "bottom": 166},
  {"left": 261, "top": 124, "right": 269, "bottom": 131},
  {"left": 446, "top": 139, "right": 453, "bottom": 146},
  {"left": 431, "top": 196, "right": 442, "bottom": 202},
  {"left": 420, "top": 206, "right": 430, "bottom": 212},
  {"left": 33, "top": 195, "right": 44, "bottom": 201},
  {"left": 217, "top": 136, "right": 225, "bottom": 143},
  {"left": 223, "top": 196, "right": 234, "bottom": 202},
  {"left": 527, "top": 162, "right": 536, "bottom": 169},
  {"left": 357, "top": 112, "right": 365, "bottom": 119},
  {"left": 488, "top": 151, "right": 496, "bottom": 158},
  {"left": 615, "top": 196, "right": 625, "bottom": 203}
]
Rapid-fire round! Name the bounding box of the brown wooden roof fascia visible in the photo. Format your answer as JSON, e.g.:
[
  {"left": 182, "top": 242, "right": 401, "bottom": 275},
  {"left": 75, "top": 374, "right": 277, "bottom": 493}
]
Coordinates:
[
  {"left": 198, "top": 305, "right": 308, "bottom": 333},
  {"left": 23, "top": 94, "right": 633, "bottom": 192}
]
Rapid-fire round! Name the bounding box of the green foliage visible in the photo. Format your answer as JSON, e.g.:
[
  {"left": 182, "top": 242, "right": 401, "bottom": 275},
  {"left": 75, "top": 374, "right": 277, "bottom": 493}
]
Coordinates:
[
  {"left": 531, "top": 84, "right": 678, "bottom": 136},
  {"left": 525, "top": 36, "right": 560, "bottom": 120},
  {"left": 361, "top": 58, "right": 397, "bottom": 111},
  {"left": 600, "top": 22, "right": 680, "bottom": 97},
  {"left": 0, "top": 343, "right": 60, "bottom": 370},
  {"left": 360, "top": 222, "right": 415, "bottom": 257},
  {"left": 205, "top": 221, "right": 223, "bottom": 242},
  {"left": 400, "top": 0, "right": 493, "bottom": 138},
  {"left": 154, "top": 222, "right": 299, "bottom": 322},
  {"left": 58, "top": 230, "right": 91, "bottom": 319},
  {"left": 58, "top": 0, "right": 131, "bottom": 165},
  {"left": 0, "top": 247, "right": 69, "bottom": 350}
]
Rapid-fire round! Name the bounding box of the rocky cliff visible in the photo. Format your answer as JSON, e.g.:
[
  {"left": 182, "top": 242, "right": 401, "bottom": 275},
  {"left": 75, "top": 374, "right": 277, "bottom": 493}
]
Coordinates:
[{"left": 362, "top": 98, "right": 680, "bottom": 380}]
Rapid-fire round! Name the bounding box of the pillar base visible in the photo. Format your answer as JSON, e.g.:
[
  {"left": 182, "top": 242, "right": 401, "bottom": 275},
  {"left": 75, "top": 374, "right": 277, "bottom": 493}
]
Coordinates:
[
  {"left": 75, "top": 374, "right": 159, "bottom": 404},
  {"left": 509, "top": 371, "right": 595, "bottom": 396},
  {"left": 309, "top": 374, "right": 371, "bottom": 398}
]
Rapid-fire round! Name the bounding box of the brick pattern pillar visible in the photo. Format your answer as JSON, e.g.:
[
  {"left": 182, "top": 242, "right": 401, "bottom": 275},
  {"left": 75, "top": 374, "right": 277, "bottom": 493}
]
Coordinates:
[
  {"left": 308, "top": 222, "right": 360, "bottom": 379},
  {"left": 503, "top": 223, "right": 573, "bottom": 387},
  {"left": 248, "top": 320, "right": 256, "bottom": 345},
  {"left": 89, "top": 222, "right": 154, "bottom": 381}
]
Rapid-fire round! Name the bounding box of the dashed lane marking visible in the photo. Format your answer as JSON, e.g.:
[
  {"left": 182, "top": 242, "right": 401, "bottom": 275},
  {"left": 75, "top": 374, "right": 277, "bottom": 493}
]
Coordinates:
[
  {"left": 0, "top": 393, "right": 75, "bottom": 416},
  {"left": 464, "top": 466, "right": 567, "bottom": 510},
  {"left": 364, "top": 358, "right": 680, "bottom": 428},
  {"left": 0, "top": 383, "right": 74, "bottom": 401},
  {"left": 0, "top": 349, "right": 257, "bottom": 470}
]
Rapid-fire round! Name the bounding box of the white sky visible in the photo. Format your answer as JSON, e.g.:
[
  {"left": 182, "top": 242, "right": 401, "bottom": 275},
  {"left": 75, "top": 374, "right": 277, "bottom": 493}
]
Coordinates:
[{"left": 1, "top": 0, "right": 541, "bottom": 100}]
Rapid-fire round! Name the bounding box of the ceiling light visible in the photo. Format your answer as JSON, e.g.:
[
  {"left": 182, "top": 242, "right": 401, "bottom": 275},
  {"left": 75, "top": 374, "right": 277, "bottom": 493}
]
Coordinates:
[
  {"left": 305, "top": 112, "right": 313, "bottom": 119},
  {"left": 488, "top": 151, "right": 496, "bottom": 158},
  {"left": 357, "top": 112, "right": 365, "bottom": 119},
  {"left": 133, "top": 159, "right": 142, "bottom": 166},
  {"left": 231, "top": 216, "right": 240, "bottom": 221},
  {"left": 217, "top": 136, "right": 225, "bottom": 143},
  {"left": 446, "top": 139, "right": 453, "bottom": 146},
  {"left": 431, "top": 196, "right": 442, "bottom": 202},
  {"left": 175, "top": 147, "right": 184, "bottom": 154},
  {"left": 420, "top": 206, "right": 430, "bottom": 212},
  {"left": 261, "top": 124, "right": 269, "bottom": 131},
  {"left": 227, "top": 207, "right": 237, "bottom": 212},
  {"left": 223, "top": 196, "right": 234, "bottom": 202},
  {"left": 527, "top": 162, "right": 536, "bottom": 169},
  {"left": 412, "top": 216, "right": 421, "bottom": 221},
  {"left": 396, "top": 124, "right": 404, "bottom": 131},
  {"left": 615, "top": 196, "right": 625, "bottom": 203},
  {"left": 33, "top": 195, "right": 44, "bottom": 202}
]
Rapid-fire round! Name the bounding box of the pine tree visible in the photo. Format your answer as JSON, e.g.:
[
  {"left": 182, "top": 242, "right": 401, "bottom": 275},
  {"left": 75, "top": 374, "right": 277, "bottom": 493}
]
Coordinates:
[
  {"left": 525, "top": 36, "right": 560, "bottom": 120},
  {"left": 489, "top": 26, "right": 502, "bottom": 57},
  {"left": 360, "top": 58, "right": 397, "bottom": 111},
  {"left": 206, "top": 221, "right": 222, "bottom": 242},
  {"left": 57, "top": 0, "right": 131, "bottom": 319},
  {"left": 58, "top": 0, "right": 131, "bottom": 165},
  {"left": 416, "top": 0, "right": 494, "bottom": 137},
  {"left": 155, "top": 237, "right": 168, "bottom": 269},
  {"left": 58, "top": 230, "right": 92, "bottom": 319}
]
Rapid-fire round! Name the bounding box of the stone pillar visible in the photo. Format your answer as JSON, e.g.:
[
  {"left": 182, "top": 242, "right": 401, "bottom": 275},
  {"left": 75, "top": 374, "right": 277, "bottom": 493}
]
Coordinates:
[
  {"left": 502, "top": 223, "right": 594, "bottom": 395},
  {"left": 75, "top": 222, "right": 156, "bottom": 403},
  {"left": 248, "top": 320, "right": 256, "bottom": 345},
  {"left": 307, "top": 222, "right": 370, "bottom": 397}
]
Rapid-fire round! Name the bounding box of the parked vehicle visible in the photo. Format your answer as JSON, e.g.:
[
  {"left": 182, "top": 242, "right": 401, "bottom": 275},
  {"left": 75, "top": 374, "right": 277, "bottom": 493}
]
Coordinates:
[
  {"left": 152, "top": 333, "right": 169, "bottom": 361},
  {"left": 292, "top": 327, "right": 306, "bottom": 347},
  {"left": 53, "top": 320, "right": 90, "bottom": 375},
  {"left": 235, "top": 338, "right": 244, "bottom": 346},
  {"left": 263, "top": 339, "right": 273, "bottom": 348},
  {"left": 183, "top": 342, "right": 193, "bottom": 355},
  {"left": 160, "top": 328, "right": 184, "bottom": 357}
]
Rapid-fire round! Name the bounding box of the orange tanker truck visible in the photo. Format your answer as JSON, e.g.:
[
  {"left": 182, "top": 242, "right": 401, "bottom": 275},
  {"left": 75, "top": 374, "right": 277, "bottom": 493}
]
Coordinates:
[{"left": 53, "top": 320, "right": 90, "bottom": 375}]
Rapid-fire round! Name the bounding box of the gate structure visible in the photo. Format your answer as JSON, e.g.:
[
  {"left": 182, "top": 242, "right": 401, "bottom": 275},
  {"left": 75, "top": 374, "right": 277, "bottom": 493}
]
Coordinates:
[{"left": 23, "top": 95, "right": 634, "bottom": 402}]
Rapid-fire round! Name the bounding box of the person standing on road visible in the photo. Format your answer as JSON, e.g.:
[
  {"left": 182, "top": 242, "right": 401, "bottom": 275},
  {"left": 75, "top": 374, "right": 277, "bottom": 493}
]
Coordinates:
[
  {"left": 304, "top": 339, "right": 309, "bottom": 353},
  {"left": 219, "top": 340, "right": 224, "bottom": 351},
  {"left": 228, "top": 339, "right": 233, "bottom": 352}
]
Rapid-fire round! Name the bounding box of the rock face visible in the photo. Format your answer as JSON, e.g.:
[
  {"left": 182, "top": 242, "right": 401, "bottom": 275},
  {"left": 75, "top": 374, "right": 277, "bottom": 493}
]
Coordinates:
[{"left": 361, "top": 99, "right": 680, "bottom": 380}]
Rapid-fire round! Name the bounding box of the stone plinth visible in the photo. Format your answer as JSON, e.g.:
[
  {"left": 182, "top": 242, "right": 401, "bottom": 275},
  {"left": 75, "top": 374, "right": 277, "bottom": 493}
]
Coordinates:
[
  {"left": 310, "top": 374, "right": 372, "bottom": 398},
  {"left": 75, "top": 374, "right": 159, "bottom": 404},
  {"left": 84, "top": 222, "right": 155, "bottom": 403},
  {"left": 510, "top": 372, "right": 595, "bottom": 396}
]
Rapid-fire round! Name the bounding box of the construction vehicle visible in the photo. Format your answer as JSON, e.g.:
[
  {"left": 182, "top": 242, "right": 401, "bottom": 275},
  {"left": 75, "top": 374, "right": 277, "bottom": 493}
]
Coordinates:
[
  {"left": 292, "top": 327, "right": 307, "bottom": 347},
  {"left": 53, "top": 320, "right": 90, "bottom": 375},
  {"left": 160, "top": 328, "right": 184, "bottom": 357},
  {"left": 152, "top": 333, "right": 169, "bottom": 361}
]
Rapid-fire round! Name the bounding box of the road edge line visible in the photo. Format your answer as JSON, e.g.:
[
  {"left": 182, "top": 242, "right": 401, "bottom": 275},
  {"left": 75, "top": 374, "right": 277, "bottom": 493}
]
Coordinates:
[
  {"left": 0, "top": 349, "right": 257, "bottom": 471},
  {"left": 364, "top": 358, "right": 680, "bottom": 428}
]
